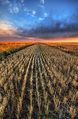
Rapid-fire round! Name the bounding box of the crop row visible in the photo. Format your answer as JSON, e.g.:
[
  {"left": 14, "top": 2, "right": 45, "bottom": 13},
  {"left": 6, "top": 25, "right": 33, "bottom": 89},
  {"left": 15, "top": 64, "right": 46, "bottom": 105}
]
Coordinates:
[{"left": 0, "top": 44, "right": 78, "bottom": 119}]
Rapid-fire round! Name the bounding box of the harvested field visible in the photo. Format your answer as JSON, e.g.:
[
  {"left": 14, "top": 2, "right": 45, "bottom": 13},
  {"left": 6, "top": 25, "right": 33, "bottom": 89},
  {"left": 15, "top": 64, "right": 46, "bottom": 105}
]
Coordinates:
[
  {"left": 57, "top": 44, "right": 78, "bottom": 56},
  {"left": 0, "top": 44, "right": 78, "bottom": 119},
  {"left": 0, "top": 42, "right": 33, "bottom": 53}
]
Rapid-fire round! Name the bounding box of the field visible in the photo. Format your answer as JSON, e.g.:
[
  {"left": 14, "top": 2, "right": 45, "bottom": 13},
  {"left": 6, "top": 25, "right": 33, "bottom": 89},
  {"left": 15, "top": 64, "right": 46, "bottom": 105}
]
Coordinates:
[
  {"left": 0, "top": 42, "right": 34, "bottom": 53},
  {"left": 0, "top": 42, "right": 34, "bottom": 60},
  {"left": 44, "top": 42, "right": 78, "bottom": 56},
  {"left": 0, "top": 43, "right": 78, "bottom": 119}
]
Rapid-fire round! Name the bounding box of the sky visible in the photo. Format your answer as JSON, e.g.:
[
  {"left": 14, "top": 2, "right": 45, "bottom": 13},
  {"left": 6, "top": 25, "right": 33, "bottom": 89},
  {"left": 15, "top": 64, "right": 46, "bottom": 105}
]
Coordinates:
[{"left": 0, "top": 0, "right": 78, "bottom": 40}]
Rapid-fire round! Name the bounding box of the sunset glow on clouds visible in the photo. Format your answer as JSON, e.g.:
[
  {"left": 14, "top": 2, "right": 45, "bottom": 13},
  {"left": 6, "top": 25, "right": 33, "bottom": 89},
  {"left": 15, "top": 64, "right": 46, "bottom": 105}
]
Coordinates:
[
  {"left": 0, "top": 0, "right": 78, "bottom": 41},
  {"left": 0, "top": 20, "right": 17, "bottom": 37}
]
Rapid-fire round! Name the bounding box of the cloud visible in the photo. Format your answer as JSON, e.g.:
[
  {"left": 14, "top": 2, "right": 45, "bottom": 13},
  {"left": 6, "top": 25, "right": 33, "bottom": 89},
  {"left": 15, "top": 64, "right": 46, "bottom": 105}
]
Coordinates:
[
  {"left": 0, "top": 20, "right": 17, "bottom": 37},
  {"left": 0, "top": 0, "right": 10, "bottom": 5},
  {"left": 39, "top": 17, "right": 44, "bottom": 21},
  {"left": 38, "top": 13, "right": 48, "bottom": 21},
  {"left": 40, "top": 0, "right": 45, "bottom": 5},
  {"left": 44, "top": 13, "right": 48, "bottom": 18},
  {"left": 24, "top": 8, "right": 36, "bottom": 17},
  {"left": 32, "top": 10, "right": 36, "bottom": 16},
  {"left": 9, "top": 4, "right": 20, "bottom": 14},
  {"left": 20, "top": 0, "right": 24, "bottom": 3}
]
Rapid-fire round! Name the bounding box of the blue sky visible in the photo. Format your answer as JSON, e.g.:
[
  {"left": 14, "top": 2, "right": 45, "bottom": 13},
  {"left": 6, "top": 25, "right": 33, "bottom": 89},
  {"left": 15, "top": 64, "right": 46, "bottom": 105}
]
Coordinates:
[{"left": 0, "top": 0, "right": 78, "bottom": 39}]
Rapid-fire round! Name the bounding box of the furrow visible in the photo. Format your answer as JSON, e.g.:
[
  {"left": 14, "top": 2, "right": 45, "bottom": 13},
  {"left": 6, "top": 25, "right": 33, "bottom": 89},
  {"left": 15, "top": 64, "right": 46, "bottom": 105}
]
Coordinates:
[{"left": 16, "top": 55, "right": 34, "bottom": 119}]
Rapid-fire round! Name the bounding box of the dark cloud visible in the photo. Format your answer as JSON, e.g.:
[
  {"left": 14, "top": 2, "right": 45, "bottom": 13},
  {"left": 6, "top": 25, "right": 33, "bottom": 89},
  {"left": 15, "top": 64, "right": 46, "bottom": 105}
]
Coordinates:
[{"left": 0, "top": 0, "right": 78, "bottom": 39}]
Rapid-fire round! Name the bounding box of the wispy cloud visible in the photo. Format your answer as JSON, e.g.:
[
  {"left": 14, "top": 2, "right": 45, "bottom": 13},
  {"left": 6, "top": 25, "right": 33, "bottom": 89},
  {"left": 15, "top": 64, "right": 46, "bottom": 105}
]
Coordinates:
[
  {"left": 38, "top": 13, "right": 48, "bottom": 21},
  {"left": 40, "top": 0, "right": 45, "bottom": 5},
  {"left": 20, "top": 0, "right": 24, "bottom": 3},
  {"left": 9, "top": 4, "right": 20, "bottom": 14},
  {"left": 39, "top": 17, "right": 44, "bottom": 21},
  {"left": 0, "top": 20, "right": 17, "bottom": 37},
  {"left": 0, "top": 0, "right": 10, "bottom": 5},
  {"left": 44, "top": 13, "right": 48, "bottom": 18},
  {"left": 24, "top": 8, "right": 36, "bottom": 17}
]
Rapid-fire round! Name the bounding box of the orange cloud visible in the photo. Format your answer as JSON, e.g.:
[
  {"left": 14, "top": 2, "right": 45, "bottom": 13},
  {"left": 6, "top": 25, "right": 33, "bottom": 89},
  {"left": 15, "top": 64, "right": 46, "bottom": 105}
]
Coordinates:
[{"left": 0, "top": 20, "right": 17, "bottom": 37}]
